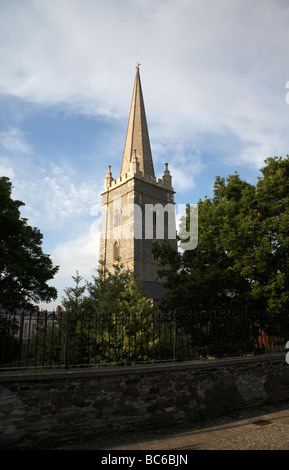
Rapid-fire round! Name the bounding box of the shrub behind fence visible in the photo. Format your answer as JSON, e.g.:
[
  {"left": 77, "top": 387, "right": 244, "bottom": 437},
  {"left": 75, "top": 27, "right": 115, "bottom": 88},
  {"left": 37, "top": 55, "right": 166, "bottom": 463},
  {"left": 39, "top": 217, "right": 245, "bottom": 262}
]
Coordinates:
[{"left": 1, "top": 309, "right": 289, "bottom": 370}]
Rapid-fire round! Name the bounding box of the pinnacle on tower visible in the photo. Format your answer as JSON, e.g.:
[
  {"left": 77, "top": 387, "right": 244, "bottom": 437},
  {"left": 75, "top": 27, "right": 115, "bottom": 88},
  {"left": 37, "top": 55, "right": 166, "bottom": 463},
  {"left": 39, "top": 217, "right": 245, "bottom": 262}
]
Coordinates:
[{"left": 120, "top": 64, "right": 155, "bottom": 178}]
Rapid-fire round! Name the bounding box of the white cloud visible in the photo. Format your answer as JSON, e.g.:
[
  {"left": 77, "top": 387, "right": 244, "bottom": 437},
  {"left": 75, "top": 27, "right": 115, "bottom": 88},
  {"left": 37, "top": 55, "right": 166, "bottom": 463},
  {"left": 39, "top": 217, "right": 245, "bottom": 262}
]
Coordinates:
[
  {"left": 152, "top": 137, "right": 204, "bottom": 192},
  {"left": 0, "top": 127, "right": 32, "bottom": 153},
  {"left": 1, "top": 0, "right": 288, "bottom": 123},
  {"left": 0, "top": 155, "right": 15, "bottom": 178},
  {"left": 52, "top": 231, "right": 99, "bottom": 280},
  {"left": 37, "top": 230, "right": 99, "bottom": 310},
  {"left": 40, "top": 227, "right": 100, "bottom": 309},
  {"left": 1, "top": 0, "right": 288, "bottom": 173},
  {"left": 11, "top": 163, "right": 101, "bottom": 231}
]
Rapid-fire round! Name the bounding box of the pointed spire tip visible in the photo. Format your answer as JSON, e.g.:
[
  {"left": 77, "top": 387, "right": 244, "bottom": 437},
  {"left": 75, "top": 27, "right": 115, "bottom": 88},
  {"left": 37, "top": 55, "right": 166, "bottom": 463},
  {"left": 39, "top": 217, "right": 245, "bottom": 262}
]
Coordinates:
[{"left": 121, "top": 63, "right": 155, "bottom": 178}]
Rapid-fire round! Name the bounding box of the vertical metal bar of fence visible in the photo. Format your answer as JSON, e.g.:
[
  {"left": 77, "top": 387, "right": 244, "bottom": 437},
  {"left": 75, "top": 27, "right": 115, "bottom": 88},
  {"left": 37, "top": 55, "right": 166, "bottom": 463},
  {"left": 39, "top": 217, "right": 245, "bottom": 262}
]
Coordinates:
[
  {"left": 71, "top": 312, "right": 76, "bottom": 365},
  {"left": 134, "top": 312, "right": 137, "bottom": 361},
  {"left": 101, "top": 312, "right": 104, "bottom": 364},
  {"left": 140, "top": 311, "right": 143, "bottom": 362},
  {"left": 108, "top": 311, "right": 111, "bottom": 364},
  {"left": 162, "top": 311, "right": 166, "bottom": 360},
  {"left": 34, "top": 310, "right": 40, "bottom": 368},
  {"left": 279, "top": 311, "right": 287, "bottom": 351},
  {"left": 25, "top": 311, "right": 32, "bottom": 368},
  {"left": 1, "top": 313, "right": 5, "bottom": 366},
  {"left": 42, "top": 311, "right": 48, "bottom": 367},
  {"left": 64, "top": 312, "right": 70, "bottom": 370},
  {"left": 2, "top": 312, "right": 7, "bottom": 367},
  {"left": 169, "top": 312, "right": 173, "bottom": 360},
  {"left": 253, "top": 310, "right": 260, "bottom": 353},
  {"left": 173, "top": 314, "right": 177, "bottom": 362},
  {"left": 121, "top": 311, "right": 124, "bottom": 364},
  {"left": 145, "top": 312, "right": 150, "bottom": 359},
  {"left": 18, "top": 311, "right": 24, "bottom": 367},
  {"left": 4, "top": 312, "right": 9, "bottom": 367},
  {"left": 245, "top": 310, "right": 252, "bottom": 354},
  {"left": 57, "top": 310, "right": 63, "bottom": 368},
  {"left": 87, "top": 311, "right": 90, "bottom": 365},
  {"left": 1, "top": 312, "right": 6, "bottom": 366},
  {"left": 170, "top": 312, "right": 174, "bottom": 361},
  {"left": 157, "top": 310, "right": 161, "bottom": 361},
  {"left": 184, "top": 311, "right": 189, "bottom": 359},
  {"left": 50, "top": 311, "right": 55, "bottom": 368},
  {"left": 128, "top": 311, "right": 131, "bottom": 362},
  {"left": 152, "top": 311, "right": 155, "bottom": 361},
  {"left": 115, "top": 311, "right": 119, "bottom": 364},
  {"left": 94, "top": 311, "right": 98, "bottom": 365},
  {"left": 79, "top": 311, "right": 83, "bottom": 364},
  {"left": 179, "top": 317, "right": 183, "bottom": 361},
  {"left": 114, "top": 311, "right": 116, "bottom": 363},
  {"left": 10, "top": 311, "right": 16, "bottom": 367}
]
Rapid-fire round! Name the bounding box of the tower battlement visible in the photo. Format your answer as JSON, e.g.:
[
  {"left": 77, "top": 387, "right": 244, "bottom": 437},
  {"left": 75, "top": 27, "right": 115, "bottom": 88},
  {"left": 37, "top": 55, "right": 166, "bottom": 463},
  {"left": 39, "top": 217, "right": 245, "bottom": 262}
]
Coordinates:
[{"left": 102, "top": 162, "right": 174, "bottom": 194}]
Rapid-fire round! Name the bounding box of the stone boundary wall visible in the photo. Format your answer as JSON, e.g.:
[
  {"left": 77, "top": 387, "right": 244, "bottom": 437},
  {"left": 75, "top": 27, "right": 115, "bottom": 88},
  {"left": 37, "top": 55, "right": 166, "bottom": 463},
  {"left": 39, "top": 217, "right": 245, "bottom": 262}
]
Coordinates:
[{"left": 1, "top": 353, "right": 289, "bottom": 449}]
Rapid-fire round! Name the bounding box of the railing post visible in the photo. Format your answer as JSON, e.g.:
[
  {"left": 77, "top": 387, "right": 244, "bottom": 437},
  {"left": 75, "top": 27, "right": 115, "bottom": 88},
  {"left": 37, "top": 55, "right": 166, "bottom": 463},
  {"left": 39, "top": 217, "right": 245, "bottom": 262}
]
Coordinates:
[
  {"left": 18, "top": 310, "right": 24, "bottom": 367},
  {"left": 64, "top": 312, "right": 70, "bottom": 370}
]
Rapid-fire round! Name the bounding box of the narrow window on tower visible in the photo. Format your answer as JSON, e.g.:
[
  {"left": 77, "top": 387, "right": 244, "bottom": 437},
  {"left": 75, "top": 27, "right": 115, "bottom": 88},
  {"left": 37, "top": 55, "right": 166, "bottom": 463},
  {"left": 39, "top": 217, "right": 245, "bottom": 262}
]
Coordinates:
[
  {"left": 114, "top": 208, "right": 121, "bottom": 227},
  {"left": 114, "top": 241, "right": 120, "bottom": 261}
]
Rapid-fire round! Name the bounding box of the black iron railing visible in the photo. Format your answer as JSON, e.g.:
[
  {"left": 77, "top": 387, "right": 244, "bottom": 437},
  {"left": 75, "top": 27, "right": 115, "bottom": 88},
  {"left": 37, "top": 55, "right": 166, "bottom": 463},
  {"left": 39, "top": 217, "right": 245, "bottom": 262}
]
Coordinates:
[{"left": 1, "top": 309, "right": 289, "bottom": 370}]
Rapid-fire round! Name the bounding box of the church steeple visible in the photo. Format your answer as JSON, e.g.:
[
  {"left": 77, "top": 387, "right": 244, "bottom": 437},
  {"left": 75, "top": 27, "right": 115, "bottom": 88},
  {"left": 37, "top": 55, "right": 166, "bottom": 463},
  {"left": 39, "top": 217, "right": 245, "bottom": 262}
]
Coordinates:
[
  {"left": 99, "top": 65, "right": 177, "bottom": 298},
  {"left": 120, "top": 64, "right": 155, "bottom": 178}
]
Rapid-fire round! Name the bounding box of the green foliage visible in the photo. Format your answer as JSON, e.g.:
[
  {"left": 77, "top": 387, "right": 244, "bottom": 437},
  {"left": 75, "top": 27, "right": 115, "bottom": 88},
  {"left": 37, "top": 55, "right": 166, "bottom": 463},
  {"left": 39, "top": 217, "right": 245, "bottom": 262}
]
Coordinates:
[
  {"left": 62, "top": 271, "right": 86, "bottom": 315},
  {"left": 86, "top": 263, "right": 164, "bottom": 364},
  {"left": 30, "top": 312, "right": 63, "bottom": 368},
  {"left": 0, "top": 177, "right": 59, "bottom": 311},
  {"left": 58, "top": 263, "right": 171, "bottom": 365},
  {"left": 0, "top": 314, "right": 20, "bottom": 363},
  {"left": 153, "top": 156, "right": 289, "bottom": 314}
]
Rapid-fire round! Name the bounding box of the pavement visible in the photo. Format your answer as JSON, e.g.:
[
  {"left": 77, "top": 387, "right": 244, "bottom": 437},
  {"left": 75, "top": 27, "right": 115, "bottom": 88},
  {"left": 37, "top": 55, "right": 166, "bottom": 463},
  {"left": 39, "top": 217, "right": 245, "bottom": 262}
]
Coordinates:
[
  {"left": 53, "top": 402, "right": 289, "bottom": 451},
  {"left": 105, "top": 406, "right": 289, "bottom": 451}
]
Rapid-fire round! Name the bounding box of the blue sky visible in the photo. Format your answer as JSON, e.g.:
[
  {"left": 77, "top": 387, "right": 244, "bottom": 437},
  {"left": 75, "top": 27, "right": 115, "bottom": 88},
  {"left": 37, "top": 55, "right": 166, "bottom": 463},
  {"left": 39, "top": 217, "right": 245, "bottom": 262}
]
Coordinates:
[{"left": 1, "top": 0, "right": 289, "bottom": 310}]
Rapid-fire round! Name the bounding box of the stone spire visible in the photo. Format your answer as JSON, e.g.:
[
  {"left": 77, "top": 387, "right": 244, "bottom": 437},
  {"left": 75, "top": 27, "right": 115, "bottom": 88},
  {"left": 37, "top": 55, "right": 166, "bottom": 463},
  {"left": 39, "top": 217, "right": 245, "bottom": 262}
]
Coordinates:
[{"left": 120, "top": 64, "right": 155, "bottom": 178}]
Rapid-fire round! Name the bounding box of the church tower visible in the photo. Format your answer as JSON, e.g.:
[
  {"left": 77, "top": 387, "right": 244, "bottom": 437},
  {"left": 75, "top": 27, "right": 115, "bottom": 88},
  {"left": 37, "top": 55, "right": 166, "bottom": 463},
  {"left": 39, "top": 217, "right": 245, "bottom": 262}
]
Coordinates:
[{"left": 99, "top": 65, "right": 177, "bottom": 300}]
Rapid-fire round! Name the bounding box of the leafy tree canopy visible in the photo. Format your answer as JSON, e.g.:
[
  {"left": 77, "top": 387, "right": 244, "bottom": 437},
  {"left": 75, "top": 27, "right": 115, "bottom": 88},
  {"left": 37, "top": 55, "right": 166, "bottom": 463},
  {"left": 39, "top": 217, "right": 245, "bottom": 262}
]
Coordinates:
[
  {"left": 153, "top": 156, "right": 289, "bottom": 313},
  {"left": 0, "top": 177, "right": 59, "bottom": 311},
  {"left": 67, "top": 261, "right": 154, "bottom": 318},
  {"left": 61, "top": 263, "right": 156, "bottom": 364}
]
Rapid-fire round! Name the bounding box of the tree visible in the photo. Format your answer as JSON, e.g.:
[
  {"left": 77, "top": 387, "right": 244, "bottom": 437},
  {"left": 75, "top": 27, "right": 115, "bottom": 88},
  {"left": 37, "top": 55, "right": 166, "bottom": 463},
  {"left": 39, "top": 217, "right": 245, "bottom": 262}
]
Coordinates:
[
  {"left": 0, "top": 177, "right": 59, "bottom": 311},
  {"left": 237, "top": 156, "right": 289, "bottom": 312},
  {"left": 62, "top": 271, "right": 86, "bottom": 315},
  {"left": 59, "top": 262, "right": 190, "bottom": 365},
  {"left": 85, "top": 262, "right": 158, "bottom": 363},
  {"left": 153, "top": 156, "right": 289, "bottom": 314},
  {"left": 153, "top": 176, "right": 253, "bottom": 313}
]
